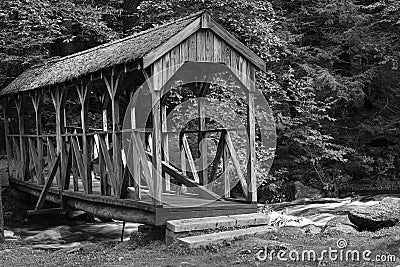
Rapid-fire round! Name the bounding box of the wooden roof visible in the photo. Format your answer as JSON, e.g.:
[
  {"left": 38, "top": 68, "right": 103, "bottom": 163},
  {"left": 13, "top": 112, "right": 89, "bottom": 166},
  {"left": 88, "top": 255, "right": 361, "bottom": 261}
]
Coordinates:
[{"left": 1, "top": 11, "right": 266, "bottom": 96}]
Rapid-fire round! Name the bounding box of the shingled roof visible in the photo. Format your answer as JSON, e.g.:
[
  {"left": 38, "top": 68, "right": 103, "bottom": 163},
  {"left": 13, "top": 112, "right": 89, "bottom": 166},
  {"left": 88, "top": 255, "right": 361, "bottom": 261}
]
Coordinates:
[{"left": 1, "top": 11, "right": 266, "bottom": 96}]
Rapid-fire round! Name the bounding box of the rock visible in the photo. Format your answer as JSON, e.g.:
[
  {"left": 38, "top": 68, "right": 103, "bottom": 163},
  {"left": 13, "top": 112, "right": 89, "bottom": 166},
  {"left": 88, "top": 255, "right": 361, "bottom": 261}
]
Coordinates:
[
  {"left": 324, "top": 216, "right": 359, "bottom": 235},
  {"left": 348, "top": 197, "right": 400, "bottom": 231},
  {"left": 302, "top": 224, "right": 322, "bottom": 235},
  {"left": 294, "top": 181, "right": 322, "bottom": 199},
  {"left": 278, "top": 226, "right": 305, "bottom": 236},
  {"left": 323, "top": 223, "right": 359, "bottom": 235}
]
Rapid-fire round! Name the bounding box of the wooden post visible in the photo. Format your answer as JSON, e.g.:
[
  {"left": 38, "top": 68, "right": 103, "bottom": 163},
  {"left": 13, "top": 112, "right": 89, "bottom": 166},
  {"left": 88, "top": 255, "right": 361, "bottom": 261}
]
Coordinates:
[
  {"left": 104, "top": 69, "right": 123, "bottom": 196},
  {"left": 198, "top": 97, "right": 207, "bottom": 185},
  {"left": 14, "top": 95, "right": 28, "bottom": 180},
  {"left": 2, "top": 99, "right": 12, "bottom": 179},
  {"left": 30, "top": 90, "right": 44, "bottom": 184},
  {"left": 152, "top": 89, "right": 162, "bottom": 205},
  {"left": 246, "top": 68, "right": 257, "bottom": 203},
  {"left": 130, "top": 99, "right": 141, "bottom": 199},
  {"left": 161, "top": 105, "right": 171, "bottom": 192},
  {"left": 222, "top": 134, "right": 230, "bottom": 198},
  {"left": 77, "top": 82, "right": 92, "bottom": 194},
  {"left": 50, "top": 86, "right": 67, "bottom": 191},
  {"left": 99, "top": 92, "right": 110, "bottom": 196}
]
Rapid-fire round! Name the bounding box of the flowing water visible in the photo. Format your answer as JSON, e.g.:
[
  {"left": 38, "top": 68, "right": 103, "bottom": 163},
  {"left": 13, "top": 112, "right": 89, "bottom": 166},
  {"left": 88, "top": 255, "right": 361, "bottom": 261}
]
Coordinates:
[{"left": 4, "top": 194, "right": 400, "bottom": 250}]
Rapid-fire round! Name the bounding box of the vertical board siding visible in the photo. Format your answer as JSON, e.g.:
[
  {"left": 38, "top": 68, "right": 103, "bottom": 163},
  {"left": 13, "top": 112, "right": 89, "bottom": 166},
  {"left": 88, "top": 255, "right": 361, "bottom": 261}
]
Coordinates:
[{"left": 155, "top": 29, "right": 256, "bottom": 88}]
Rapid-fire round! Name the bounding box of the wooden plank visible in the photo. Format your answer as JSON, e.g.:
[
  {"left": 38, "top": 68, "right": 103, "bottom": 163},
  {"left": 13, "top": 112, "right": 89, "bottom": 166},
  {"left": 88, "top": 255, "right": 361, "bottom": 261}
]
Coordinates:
[
  {"left": 179, "top": 39, "right": 189, "bottom": 64},
  {"left": 205, "top": 30, "right": 214, "bottom": 62},
  {"left": 143, "top": 17, "right": 201, "bottom": 68},
  {"left": 28, "top": 208, "right": 64, "bottom": 216},
  {"left": 167, "top": 215, "right": 236, "bottom": 233},
  {"left": 177, "top": 226, "right": 276, "bottom": 248},
  {"left": 188, "top": 32, "right": 197, "bottom": 62},
  {"left": 181, "top": 134, "right": 200, "bottom": 183},
  {"left": 213, "top": 35, "right": 222, "bottom": 63},
  {"left": 224, "top": 132, "right": 248, "bottom": 198},
  {"left": 196, "top": 30, "right": 206, "bottom": 61},
  {"left": 208, "top": 17, "right": 266, "bottom": 71},
  {"left": 34, "top": 155, "right": 60, "bottom": 210}
]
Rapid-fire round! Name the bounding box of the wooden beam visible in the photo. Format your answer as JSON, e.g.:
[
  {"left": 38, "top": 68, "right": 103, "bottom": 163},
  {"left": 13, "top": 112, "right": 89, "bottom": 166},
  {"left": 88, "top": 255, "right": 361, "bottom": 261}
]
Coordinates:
[
  {"left": 152, "top": 89, "right": 163, "bottom": 206},
  {"left": 71, "top": 136, "right": 87, "bottom": 192},
  {"left": 77, "top": 82, "right": 92, "bottom": 194},
  {"left": 2, "top": 99, "right": 12, "bottom": 179},
  {"left": 34, "top": 155, "right": 60, "bottom": 210},
  {"left": 104, "top": 70, "right": 124, "bottom": 197},
  {"left": 162, "top": 105, "right": 171, "bottom": 191},
  {"left": 197, "top": 97, "right": 207, "bottom": 185},
  {"left": 98, "top": 134, "right": 118, "bottom": 194},
  {"left": 131, "top": 133, "right": 153, "bottom": 193},
  {"left": 143, "top": 17, "right": 202, "bottom": 68},
  {"left": 14, "top": 95, "right": 28, "bottom": 180},
  {"left": 181, "top": 134, "right": 200, "bottom": 183},
  {"left": 224, "top": 132, "right": 248, "bottom": 199},
  {"left": 146, "top": 152, "right": 220, "bottom": 201},
  {"left": 209, "top": 132, "right": 225, "bottom": 181},
  {"left": 246, "top": 68, "right": 257, "bottom": 203},
  {"left": 50, "top": 86, "right": 67, "bottom": 191},
  {"left": 30, "top": 90, "right": 44, "bottom": 184}
]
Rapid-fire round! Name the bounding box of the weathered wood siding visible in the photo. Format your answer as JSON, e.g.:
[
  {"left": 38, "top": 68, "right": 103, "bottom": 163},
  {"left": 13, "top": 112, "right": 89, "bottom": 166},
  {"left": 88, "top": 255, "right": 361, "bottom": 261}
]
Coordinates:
[{"left": 152, "top": 29, "right": 256, "bottom": 91}]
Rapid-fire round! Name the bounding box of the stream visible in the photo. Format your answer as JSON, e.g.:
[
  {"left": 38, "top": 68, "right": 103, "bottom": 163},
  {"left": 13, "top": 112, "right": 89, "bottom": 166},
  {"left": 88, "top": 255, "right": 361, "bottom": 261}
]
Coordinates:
[{"left": 3, "top": 194, "right": 399, "bottom": 251}]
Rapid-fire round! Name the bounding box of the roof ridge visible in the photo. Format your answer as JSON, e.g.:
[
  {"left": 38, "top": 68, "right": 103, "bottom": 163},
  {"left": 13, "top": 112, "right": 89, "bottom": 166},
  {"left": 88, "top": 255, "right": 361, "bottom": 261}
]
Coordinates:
[{"left": 31, "top": 10, "right": 206, "bottom": 69}]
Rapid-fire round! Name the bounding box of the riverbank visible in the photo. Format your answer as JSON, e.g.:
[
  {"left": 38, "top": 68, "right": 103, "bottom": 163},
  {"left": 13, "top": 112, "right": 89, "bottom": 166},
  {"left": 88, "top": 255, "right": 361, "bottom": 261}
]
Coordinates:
[{"left": 1, "top": 222, "right": 400, "bottom": 266}]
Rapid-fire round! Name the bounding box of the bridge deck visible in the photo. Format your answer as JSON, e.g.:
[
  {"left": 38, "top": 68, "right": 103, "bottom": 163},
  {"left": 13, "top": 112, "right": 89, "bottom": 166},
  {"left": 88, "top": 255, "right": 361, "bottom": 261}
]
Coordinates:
[{"left": 10, "top": 178, "right": 257, "bottom": 226}]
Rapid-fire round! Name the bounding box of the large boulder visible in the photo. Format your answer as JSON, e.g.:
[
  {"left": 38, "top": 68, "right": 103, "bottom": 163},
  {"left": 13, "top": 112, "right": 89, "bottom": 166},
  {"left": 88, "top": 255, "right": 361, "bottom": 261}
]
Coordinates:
[{"left": 348, "top": 197, "right": 400, "bottom": 231}]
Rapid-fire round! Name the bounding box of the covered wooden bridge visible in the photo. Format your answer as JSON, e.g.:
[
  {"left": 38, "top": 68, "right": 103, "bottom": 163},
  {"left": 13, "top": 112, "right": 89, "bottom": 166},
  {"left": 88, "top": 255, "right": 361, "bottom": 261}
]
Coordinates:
[{"left": 1, "top": 12, "right": 266, "bottom": 226}]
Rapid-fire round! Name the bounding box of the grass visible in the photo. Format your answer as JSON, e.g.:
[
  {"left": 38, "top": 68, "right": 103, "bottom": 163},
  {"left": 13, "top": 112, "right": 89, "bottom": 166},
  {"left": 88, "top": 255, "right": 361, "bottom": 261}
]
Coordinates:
[{"left": 0, "top": 224, "right": 399, "bottom": 266}]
